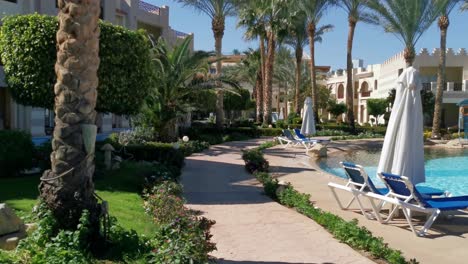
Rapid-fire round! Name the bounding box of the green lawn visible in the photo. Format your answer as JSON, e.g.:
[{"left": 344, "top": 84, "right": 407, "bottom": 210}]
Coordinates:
[{"left": 0, "top": 162, "right": 157, "bottom": 236}]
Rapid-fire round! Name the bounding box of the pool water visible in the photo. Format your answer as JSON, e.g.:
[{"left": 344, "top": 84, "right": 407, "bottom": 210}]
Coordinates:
[{"left": 318, "top": 148, "right": 468, "bottom": 196}]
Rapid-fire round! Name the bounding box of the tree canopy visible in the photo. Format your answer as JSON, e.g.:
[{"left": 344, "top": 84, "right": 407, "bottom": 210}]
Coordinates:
[{"left": 0, "top": 14, "right": 153, "bottom": 115}]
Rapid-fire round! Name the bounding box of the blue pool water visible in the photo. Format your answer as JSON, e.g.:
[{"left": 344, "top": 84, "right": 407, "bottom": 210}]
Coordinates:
[{"left": 318, "top": 148, "right": 468, "bottom": 196}]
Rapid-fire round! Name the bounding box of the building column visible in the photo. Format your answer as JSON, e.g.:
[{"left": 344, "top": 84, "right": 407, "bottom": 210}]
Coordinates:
[
  {"left": 463, "top": 80, "right": 468, "bottom": 92},
  {"left": 447, "top": 82, "right": 454, "bottom": 92},
  {"left": 30, "top": 107, "right": 45, "bottom": 136}
]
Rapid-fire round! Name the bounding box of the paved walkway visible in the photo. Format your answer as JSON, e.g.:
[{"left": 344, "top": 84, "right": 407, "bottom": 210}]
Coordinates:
[
  {"left": 181, "top": 139, "right": 374, "bottom": 264},
  {"left": 263, "top": 140, "right": 468, "bottom": 264}
]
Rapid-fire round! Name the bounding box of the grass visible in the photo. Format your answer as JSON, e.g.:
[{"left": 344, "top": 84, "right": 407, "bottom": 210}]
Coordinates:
[{"left": 0, "top": 162, "right": 157, "bottom": 236}]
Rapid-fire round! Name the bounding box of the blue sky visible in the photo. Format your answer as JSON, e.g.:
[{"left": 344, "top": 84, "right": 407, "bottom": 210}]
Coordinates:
[{"left": 148, "top": 0, "right": 468, "bottom": 70}]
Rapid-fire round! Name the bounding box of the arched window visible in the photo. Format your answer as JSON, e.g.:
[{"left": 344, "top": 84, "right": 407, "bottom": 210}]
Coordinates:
[
  {"left": 337, "top": 84, "right": 344, "bottom": 99},
  {"left": 361, "top": 82, "right": 370, "bottom": 97}
]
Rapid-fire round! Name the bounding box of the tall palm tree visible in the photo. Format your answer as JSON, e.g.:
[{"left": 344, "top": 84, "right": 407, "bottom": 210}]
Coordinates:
[
  {"left": 40, "top": 0, "right": 101, "bottom": 231},
  {"left": 432, "top": 0, "right": 460, "bottom": 139},
  {"left": 285, "top": 16, "right": 333, "bottom": 114},
  {"left": 367, "top": 0, "right": 441, "bottom": 67},
  {"left": 298, "top": 0, "right": 333, "bottom": 118},
  {"left": 177, "top": 0, "right": 236, "bottom": 128},
  {"left": 337, "top": 0, "right": 375, "bottom": 131},
  {"left": 237, "top": 1, "right": 268, "bottom": 122},
  {"left": 462, "top": 0, "right": 468, "bottom": 10}
]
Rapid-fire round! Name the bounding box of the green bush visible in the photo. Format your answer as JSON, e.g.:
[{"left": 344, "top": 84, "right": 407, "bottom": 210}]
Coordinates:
[
  {"left": 0, "top": 14, "right": 153, "bottom": 115},
  {"left": 242, "top": 149, "right": 269, "bottom": 173},
  {"left": 148, "top": 215, "right": 216, "bottom": 264},
  {"left": 120, "top": 142, "right": 185, "bottom": 169},
  {"left": 0, "top": 130, "right": 34, "bottom": 176},
  {"left": 258, "top": 128, "right": 283, "bottom": 137},
  {"left": 144, "top": 188, "right": 186, "bottom": 226},
  {"left": 179, "top": 140, "right": 210, "bottom": 156}
]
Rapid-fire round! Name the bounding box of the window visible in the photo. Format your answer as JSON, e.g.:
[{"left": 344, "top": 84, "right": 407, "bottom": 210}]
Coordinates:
[
  {"left": 374, "top": 80, "right": 378, "bottom": 90},
  {"left": 337, "top": 84, "right": 344, "bottom": 99},
  {"left": 115, "top": 14, "right": 125, "bottom": 26},
  {"left": 2, "top": 0, "right": 18, "bottom": 3}
]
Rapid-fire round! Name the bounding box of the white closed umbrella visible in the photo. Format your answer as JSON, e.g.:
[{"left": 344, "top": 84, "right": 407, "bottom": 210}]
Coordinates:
[
  {"left": 300, "top": 97, "right": 316, "bottom": 136},
  {"left": 279, "top": 107, "right": 284, "bottom": 120},
  {"left": 377, "top": 66, "right": 425, "bottom": 184}
]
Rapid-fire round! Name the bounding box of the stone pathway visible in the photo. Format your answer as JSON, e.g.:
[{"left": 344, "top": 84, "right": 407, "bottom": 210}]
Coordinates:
[{"left": 181, "top": 139, "right": 374, "bottom": 264}]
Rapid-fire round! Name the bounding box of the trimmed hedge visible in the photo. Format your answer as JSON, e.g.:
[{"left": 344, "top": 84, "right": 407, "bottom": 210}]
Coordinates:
[
  {"left": 117, "top": 142, "right": 185, "bottom": 169},
  {"left": 0, "top": 14, "right": 153, "bottom": 115},
  {"left": 0, "top": 130, "right": 34, "bottom": 176}
]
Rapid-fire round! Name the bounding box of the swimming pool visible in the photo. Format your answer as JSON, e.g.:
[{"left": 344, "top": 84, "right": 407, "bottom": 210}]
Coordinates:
[{"left": 318, "top": 148, "right": 468, "bottom": 196}]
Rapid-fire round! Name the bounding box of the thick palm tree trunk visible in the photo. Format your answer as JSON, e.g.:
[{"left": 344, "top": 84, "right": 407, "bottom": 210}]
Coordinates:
[
  {"left": 263, "top": 32, "right": 276, "bottom": 125},
  {"left": 213, "top": 16, "right": 225, "bottom": 128},
  {"left": 260, "top": 36, "right": 267, "bottom": 93},
  {"left": 308, "top": 22, "right": 318, "bottom": 119},
  {"left": 294, "top": 45, "right": 303, "bottom": 114},
  {"left": 432, "top": 15, "right": 449, "bottom": 139},
  {"left": 403, "top": 47, "right": 415, "bottom": 67},
  {"left": 40, "top": 0, "right": 101, "bottom": 230},
  {"left": 346, "top": 19, "right": 356, "bottom": 131},
  {"left": 255, "top": 69, "right": 263, "bottom": 122}
]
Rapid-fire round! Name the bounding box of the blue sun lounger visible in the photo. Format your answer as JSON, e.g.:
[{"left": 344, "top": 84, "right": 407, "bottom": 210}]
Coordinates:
[
  {"left": 378, "top": 172, "right": 468, "bottom": 236},
  {"left": 328, "top": 162, "right": 446, "bottom": 222},
  {"left": 293, "top": 129, "right": 330, "bottom": 145}
]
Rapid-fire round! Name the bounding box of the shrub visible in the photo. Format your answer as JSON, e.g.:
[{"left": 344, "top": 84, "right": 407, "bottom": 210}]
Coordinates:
[
  {"left": 0, "top": 130, "right": 34, "bottom": 176},
  {"left": 148, "top": 215, "right": 216, "bottom": 264},
  {"left": 0, "top": 14, "right": 153, "bottom": 115},
  {"left": 242, "top": 149, "right": 269, "bottom": 173},
  {"left": 121, "top": 142, "right": 185, "bottom": 169},
  {"left": 180, "top": 140, "right": 210, "bottom": 156},
  {"left": 144, "top": 189, "right": 186, "bottom": 226},
  {"left": 259, "top": 128, "right": 283, "bottom": 137}
]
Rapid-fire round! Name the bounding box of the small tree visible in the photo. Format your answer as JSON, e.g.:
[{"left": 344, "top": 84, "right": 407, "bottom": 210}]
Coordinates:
[
  {"left": 327, "top": 100, "right": 347, "bottom": 123},
  {"left": 387, "top": 88, "right": 435, "bottom": 124},
  {"left": 366, "top": 98, "right": 388, "bottom": 126}
]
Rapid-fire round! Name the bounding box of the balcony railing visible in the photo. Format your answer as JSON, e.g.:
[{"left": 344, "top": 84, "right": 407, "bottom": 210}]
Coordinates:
[
  {"left": 454, "top": 83, "right": 463, "bottom": 91},
  {"left": 361, "top": 91, "right": 371, "bottom": 97}
]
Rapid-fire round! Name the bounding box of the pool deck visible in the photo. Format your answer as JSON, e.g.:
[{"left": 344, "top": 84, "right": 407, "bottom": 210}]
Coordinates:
[{"left": 264, "top": 139, "right": 468, "bottom": 264}]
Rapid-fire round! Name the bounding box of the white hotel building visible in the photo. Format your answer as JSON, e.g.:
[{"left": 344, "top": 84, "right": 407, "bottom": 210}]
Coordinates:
[
  {"left": 0, "top": 0, "right": 193, "bottom": 136},
  {"left": 327, "top": 48, "right": 468, "bottom": 127}
]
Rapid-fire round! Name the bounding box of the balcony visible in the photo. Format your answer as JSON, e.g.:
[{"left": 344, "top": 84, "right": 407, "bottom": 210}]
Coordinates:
[{"left": 361, "top": 91, "right": 371, "bottom": 97}]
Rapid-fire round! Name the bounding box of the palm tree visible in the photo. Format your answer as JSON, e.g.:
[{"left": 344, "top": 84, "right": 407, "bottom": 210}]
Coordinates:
[
  {"left": 298, "top": 0, "right": 333, "bottom": 118},
  {"left": 223, "top": 49, "right": 263, "bottom": 121},
  {"left": 337, "top": 0, "right": 375, "bottom": 131},
  {"left": 177, "top": 0, "right": 236, "bottom": 128},
  {"left": 40, "top": 0, "right": 101, "bottom": 231},
  {"left": 285, "top": 16, "right": 333, "bottom": 115},
  {"left": 237, "top": 1, "right": 269, "bottom": 122},
  {"left": 142, "top": 37, "right": 236, "bottom": 141},
  {"left": 367, "top": 0, "right": 441, "bottom": 67},
  {"left": 462, "top": 0, "right": 468, "bottom": 10},
  {"left": 431, "top": 0, "right": 460, "bottom": 139}
]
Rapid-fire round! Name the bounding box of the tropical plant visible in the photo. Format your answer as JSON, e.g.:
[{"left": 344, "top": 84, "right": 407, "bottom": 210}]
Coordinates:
[
  {"left": 462, "top": 0, "right": 468, "bottom": 10},
  {"left": 284, "top": 10, "right": 333, "bottom": 115},
  {"left": 237, "top": 1, "right": 268, "bottom": 123},
  {"left": 336, "top": 0, "right": 376, "bottom": 130},
  {"left": 137, "top": 37, "right": 211, "bottom": 141},
  {"left": 177, "top": 0, "right": 237, "bottom": 128},
  {"left": 366, "top": 98, "right": 388, "bottom": 125},
  {"left": 297, "top": 0, "right": 333, "bottom": 117},
  {"left": 366, "top": 0, "right": 442, "bottom": 67},
  {"left": 431, "top": 0, "right": 460, "bottom": 139},
  {"left": 138, "top": 37, "right": 237, "bottom": 141},
  {"left": 238, "top": 0, "right": 289, "bottom": 125},
  {"left": 327, "top": 100, "right": 348, "bottom": 123},
  {"left": 223, "top": 48, "right": 263, "bottom": 121},
  {"left": 39, "top": 0, "right": 101, "bottom": 234}
]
